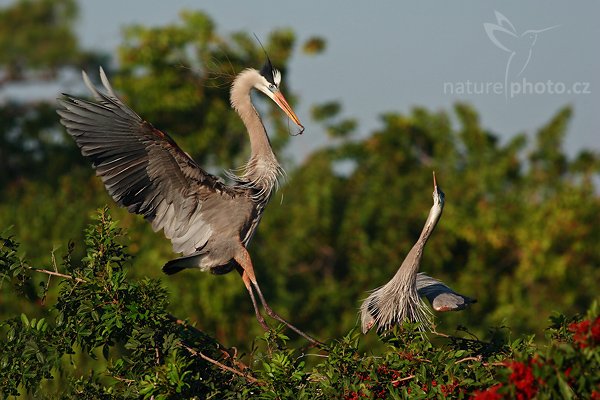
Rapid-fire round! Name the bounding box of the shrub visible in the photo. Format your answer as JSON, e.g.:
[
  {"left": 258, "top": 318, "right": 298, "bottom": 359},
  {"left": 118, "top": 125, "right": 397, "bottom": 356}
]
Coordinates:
[{"left": 1, "top": 208, "right": 598, "bottom": 398}]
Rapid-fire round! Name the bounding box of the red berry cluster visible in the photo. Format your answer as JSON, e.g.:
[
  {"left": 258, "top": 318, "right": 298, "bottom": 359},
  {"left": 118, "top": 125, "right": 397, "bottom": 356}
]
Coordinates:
[
  {"left": 471, "top": 383, "right": 503, "bottom": 400},
  {"left": 569, "top": 316, "right": 600, "bottom": 349},
  {"left": 440, "top": 380, "right": 460, "bottom": 396},
  {"left": 507, "top": 360, "right": 539, "bottom": 400},
  {"left": 343, "top": 364, "right": 464, "bottom": 399},
  {"left": 343, "top": 390, "right": 363, "bottom": 400},
  {"left": 471, "top": 359, "right": 541, "bottom": 400},
  {"left": 343, "top": 364, "right": 414, "bottom": 399},
  {"left": 377, "top": 364, "right": 404, "bottom": 388}
]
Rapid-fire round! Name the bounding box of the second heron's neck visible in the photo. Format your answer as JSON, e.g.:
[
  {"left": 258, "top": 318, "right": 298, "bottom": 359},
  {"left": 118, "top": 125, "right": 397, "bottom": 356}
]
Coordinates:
[
  {"left": 417, "top": 206, "right": 442, "bottom": 248},
  {"left": 394, "top": 206, "right": 443, "bottom": 285}
]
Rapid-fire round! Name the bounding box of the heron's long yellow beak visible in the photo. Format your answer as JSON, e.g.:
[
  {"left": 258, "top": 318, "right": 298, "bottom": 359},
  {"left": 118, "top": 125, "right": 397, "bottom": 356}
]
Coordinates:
[
  {"left": 433, "top": 171, "right": 437, "bottom": 189},
  {"left": 273, "top": 91, "right": 304, "bottom": 133}
]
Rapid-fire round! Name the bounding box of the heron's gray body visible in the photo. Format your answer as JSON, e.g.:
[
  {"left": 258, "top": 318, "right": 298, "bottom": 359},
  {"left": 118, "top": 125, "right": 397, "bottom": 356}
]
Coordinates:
[{"left": 57, "top": 68, "right": 277, "bottom": 276}]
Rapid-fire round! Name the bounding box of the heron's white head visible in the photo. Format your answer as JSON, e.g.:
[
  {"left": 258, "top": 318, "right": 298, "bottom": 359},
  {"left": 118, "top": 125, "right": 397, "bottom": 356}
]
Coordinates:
[
  {"left": 432, "top": 171, "right": 445, "bottom": 209},
  {"left": 254, "top": 58, "right": 304, "bottom": 133},
  {"left": 431, "top": 172, "right": 446, "bottom": 221}
]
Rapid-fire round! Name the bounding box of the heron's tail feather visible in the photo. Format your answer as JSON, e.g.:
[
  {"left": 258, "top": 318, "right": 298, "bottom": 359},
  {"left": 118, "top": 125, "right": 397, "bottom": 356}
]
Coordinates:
[
  {"left": 359, "top": 283, "right": 432, "bottom": 334},
  {"left": 162, "top": 253, "right": 204, "bottom": 275}
]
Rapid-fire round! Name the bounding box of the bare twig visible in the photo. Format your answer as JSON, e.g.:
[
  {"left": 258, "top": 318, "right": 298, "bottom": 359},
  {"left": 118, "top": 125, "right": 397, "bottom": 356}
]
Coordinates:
[
  {"left": 391, "top": 374, "right": 415, "bottom": 385},
  {"left": 181, "top": 344, "right": 259, "bottom": 384},
  {"left": 112, "top": 375, "right": 135, "bottom": 384},
  {"left": 455, "top": 355, "right": 483, "bottom": 364},
  {"left": 454, "top": 356, "right": 507, "bottom": 368},
  {"left": 296, "top": 353, "right": 329, "bottom": 362},
  {"left": 31, "top": 268, "right": 86, "bottom": 283},
  {"left": 487, "top": 361, "right": 509, "bottom": 367}
]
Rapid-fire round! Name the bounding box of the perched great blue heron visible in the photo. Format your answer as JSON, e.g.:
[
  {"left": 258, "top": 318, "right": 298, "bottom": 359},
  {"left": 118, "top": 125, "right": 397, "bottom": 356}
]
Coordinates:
[
  {"left": 360, "top": 173, "right": 475, "bottom": 333},
  {"left": 57, "top": 61, "right": 319, "bottom": 344}
]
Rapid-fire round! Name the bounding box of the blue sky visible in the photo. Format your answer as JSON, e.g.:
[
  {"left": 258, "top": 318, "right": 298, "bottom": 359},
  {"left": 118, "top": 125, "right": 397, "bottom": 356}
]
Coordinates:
[{"left": 3, "top": 0, "right": 599, "bottom": 160}]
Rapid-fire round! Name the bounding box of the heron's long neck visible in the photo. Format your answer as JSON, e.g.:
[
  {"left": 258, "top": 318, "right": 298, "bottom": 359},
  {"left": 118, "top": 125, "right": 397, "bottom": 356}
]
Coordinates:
[
  {"left": 230, "top": 70, "right": 281, "bottom": 195},
  {"left": 393, "top": 206, "right": 443, "bottom": 286}
]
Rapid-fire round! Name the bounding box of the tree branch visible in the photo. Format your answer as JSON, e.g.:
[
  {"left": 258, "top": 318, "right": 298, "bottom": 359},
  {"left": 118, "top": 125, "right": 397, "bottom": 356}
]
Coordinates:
[
  {"left": 391, "top": 374, "right": 415, "bottom": 385},
  {"left": 30, "top": 267, "right": 86, "bottom": 283},
  {"left": 455, "top": 355, "right": 483, "bottom": 364},
  {"left": 181, "top": 344, "right": 259, "bottom": 384}
]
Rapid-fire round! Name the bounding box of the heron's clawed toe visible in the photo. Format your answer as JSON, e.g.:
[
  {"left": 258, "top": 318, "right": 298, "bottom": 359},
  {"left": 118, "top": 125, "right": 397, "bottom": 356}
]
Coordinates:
[{"left": 256, "top": 315, "right": 270, "bottom": 331}]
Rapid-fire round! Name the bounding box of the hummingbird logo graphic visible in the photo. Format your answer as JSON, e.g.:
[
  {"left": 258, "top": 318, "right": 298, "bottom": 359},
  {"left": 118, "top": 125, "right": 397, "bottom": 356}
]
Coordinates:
[{"left": 484, "top": 11, "right": 559, "bottom": 97}]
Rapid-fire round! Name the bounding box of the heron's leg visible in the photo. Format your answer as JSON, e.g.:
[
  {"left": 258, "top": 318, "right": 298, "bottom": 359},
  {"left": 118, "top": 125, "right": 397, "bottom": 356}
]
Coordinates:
[
  {"left": 251, "top": 281, "right": 323, "bottom": 346},
  {"left": 234, "top": 247, "right": 322, "bottom": 346},
  {"left": 236, "top": 266, "right": 270, "bottom": 331}
]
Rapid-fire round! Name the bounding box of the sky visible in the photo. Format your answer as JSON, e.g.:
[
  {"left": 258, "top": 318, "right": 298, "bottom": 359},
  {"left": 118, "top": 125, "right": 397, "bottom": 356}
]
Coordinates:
[{"left": 3, "top": 0, "right": 599, "bottom": 161}]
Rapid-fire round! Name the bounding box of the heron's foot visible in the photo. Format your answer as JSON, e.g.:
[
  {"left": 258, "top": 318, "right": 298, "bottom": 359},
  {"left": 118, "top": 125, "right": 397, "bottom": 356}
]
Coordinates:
[{"left": 256, "top": 314, "right": 270, "bottom": 331}]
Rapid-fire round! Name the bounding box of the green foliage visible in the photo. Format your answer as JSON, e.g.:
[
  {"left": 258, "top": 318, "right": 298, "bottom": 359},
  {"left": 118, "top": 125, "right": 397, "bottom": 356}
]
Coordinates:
[
  {"left": 311, "top": 101, "right": 357, "bottom": 138},
  {"left": 0, "top": 314, "right": 57, "bottom": 396},
  {"left": 0, "top": 0, "right": 78, "bottom": 79},
  {"left": 0, "top": 0, "right": 107, "bottom": 189},
  {"left": 0, "top": 97, "right": 88, "bottom": 188},
  {"left": 302, "top": 37, "right": 327, "bottom": 55},
  {"left": 2, "top": 209, "right": 600, "bottom": 399},
  {"left": 0, "top": 209, "right": 241, "bottom": 398},
  {"left": 227, "top": 310, "right": 600, "bottom": 399}
]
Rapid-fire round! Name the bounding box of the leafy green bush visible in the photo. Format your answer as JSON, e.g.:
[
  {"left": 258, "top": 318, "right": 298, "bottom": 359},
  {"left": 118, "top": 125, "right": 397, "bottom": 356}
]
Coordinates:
[
  {"left": 1, "top": 208, "right": 598, "bottom": 398},
  {"left": 1, "top": 208, "right": 245, "bottom": 398}
]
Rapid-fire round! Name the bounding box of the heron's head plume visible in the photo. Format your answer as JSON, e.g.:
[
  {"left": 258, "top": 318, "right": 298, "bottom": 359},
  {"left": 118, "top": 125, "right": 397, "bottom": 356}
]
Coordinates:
[
  {"left": 254, "top": 34, "right": 282, "bottom": 90},
  {"left": 259, "top": 57, "right": 281, "bottom": 87},
  {"left": 253, "top": 62, "right": 304, "bottom": 134},
  {"left": 253, "top": 60, "right": 282, "bottom": 98}
]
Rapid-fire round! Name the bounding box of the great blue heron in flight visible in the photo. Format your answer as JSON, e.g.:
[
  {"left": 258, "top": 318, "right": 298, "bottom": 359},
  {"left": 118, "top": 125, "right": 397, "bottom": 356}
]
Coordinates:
[
  {"left": 360, "top": 172, "right": 475, "bottom": 333},
  {"left": 57, "top": 60, "right": 320, "bottom": 344}
]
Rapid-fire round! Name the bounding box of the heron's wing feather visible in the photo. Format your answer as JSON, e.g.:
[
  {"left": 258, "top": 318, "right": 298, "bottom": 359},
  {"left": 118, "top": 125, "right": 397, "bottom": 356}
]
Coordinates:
[
  {"left": 416, "top": 273, "right": 476, "bottom": 312},
  {"left": 57, "top": 69, "right": 243, "bottom": 256}
]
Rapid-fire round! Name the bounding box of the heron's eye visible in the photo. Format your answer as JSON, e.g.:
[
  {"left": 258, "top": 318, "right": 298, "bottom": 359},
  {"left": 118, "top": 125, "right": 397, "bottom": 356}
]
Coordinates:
[{"left": 269, "top": 83, "right": 276, "bottom": 90}]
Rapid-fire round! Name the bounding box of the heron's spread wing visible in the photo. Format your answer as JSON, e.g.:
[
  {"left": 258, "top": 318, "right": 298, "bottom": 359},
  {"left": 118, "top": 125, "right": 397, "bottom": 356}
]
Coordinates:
[
  {"left": 416, "top": 273, "right": 476, "bottom": 312},
  {"left": 57, "top": 68, "right": 242, "bottom": 256}
]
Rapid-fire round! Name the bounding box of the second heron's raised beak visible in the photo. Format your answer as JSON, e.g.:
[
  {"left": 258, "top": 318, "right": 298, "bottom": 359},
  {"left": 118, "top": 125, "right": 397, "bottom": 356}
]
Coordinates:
[
  {"left": 432, "top": 171, "right": 445, "bottom": 204},
  {"left": 273, "top": 91, "right": 304, "bottom": 134}
]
